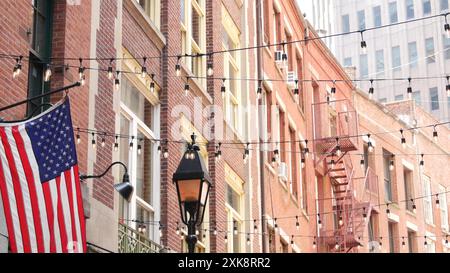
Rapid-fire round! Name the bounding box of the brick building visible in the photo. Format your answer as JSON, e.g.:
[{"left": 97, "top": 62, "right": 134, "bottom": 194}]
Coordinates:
[{"left": 0, "top": 0, "right": 448, "bottom": 254}]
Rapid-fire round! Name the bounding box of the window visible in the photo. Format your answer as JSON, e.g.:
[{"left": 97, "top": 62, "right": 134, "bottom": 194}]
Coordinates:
[
  {"left": 407, "top": 230, "right": 417, "bottom": 252},
  {"left": 425, "top": 38, "right": 435, "bottom": 63},
  {"left": 391, "top": 46, "right": 401, "bottom": 71},
  {"left": 300, "top": 141, "right": 308, "bottom": 212},
  {"left": 119, "top": 76, "right": 160, "bottom": 242},
  {"left": 429, "top": 87, "right": 439, "bottom": 110},
  {"left": 342, "top": 14, "right": 350, "bottom": 32},
  {"left": 222, "top": 5, "right": 241, "bottom": 133},
  {"left": 383, "top": 149, "right": 394, "bottom": 202},
  {"left": 413, "top": 91, "right": 421, "bottom": 105},
  {"left": 443, "top": 35, "right": 450, "bottom": 59},
  {"left": 180, "top": 0, "right": 206, "bottom": 88},
  {"left": 388, "top": 222, "right": 398, "bottom": 253},
  {"left": 395, "top": 94, "right": 404, "bottom": 101},
  {"left": 423, "top": 0, "right": 431, "bottom": 15},
  {"left": 425, "top": 238, "right": 436, "bottom": 253},
  {"left": 375, "top": 50, "right": 384, "bottom": 74},
  {"left": 441, "top": 0, "right": 449, "bottom": 11},
  {"left": 263, "top": 0, "right": 271, "bottom": 43},
  {"left": 273, "top": 8, "right": 282, "bottom": 50},
  {"left": 28, "top": 0, "right": 54, "bottom": 116},
  {"left": 423, "top": 175, "right": 434, "bottom": 225},
  {"left": 389, "top": 2, "right": 398, "bottom": 23},
  {"left": 357, "top": 10, "right": 365, "bottom": 30},
  {"left": 137, "top": 0, "right": 161, "bottom": 29},
  {"left": 439, "top": 185, "right": 449, "bottom": 231},
  {"left": 278, "top": 108, "right": 286, "bottom": 164},
  {"left": 343, "top": 57, "right": 352, "bottom": 67},
  {"left": 225, "top": 166, "right": 244, "bottom": 253},
  {"left": 408, "top": 41, "right": 418, "bottom": 68},
  {"left": 405, "top": 0, "right": 415, "bottom": 19},
  {"left": 373, "top": 6, "right": 382, "bottom": 27},
  {"left": 359, "top": 54, "right": 368, "bottom": 78},
  {"left": 404, "top": 167, "right": 414, "bottom": 212}
]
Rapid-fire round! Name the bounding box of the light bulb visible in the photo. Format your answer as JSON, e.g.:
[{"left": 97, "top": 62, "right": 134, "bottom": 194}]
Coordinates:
[
  {"left": 207, "top": 64, "right": 213, "bottom": 76},
  {"left": 107, "top": 66, "right": 113, "bottom": 80},
  {"left": 175, "top": 64, "right": 181, "bottom": 76},
  {"left": 115, "top": 78, "right": 120, "bottom": 91},
  {"left": 141, "top": 66, "right": 147, "bottom": 78},
  {"left": 137, "top": 144, "right": 142, "bottom": 155},
  {"left": 101, "top": 138, "right": 106, "bottom": 147},
  {"left": 433, "top": 130, "right": 438, "bottom": 143},
  {"left": 44, "top": 65, "right": 52, "bottom": 82},
  {"left": 150, "top": 82, "right": 155, "bottom": 93},
  {"left": 163, "top": 149, "right": 169, "bottom": 158},
  {"left": 184, "top": 84, "right": 190, "bottom": 97}
]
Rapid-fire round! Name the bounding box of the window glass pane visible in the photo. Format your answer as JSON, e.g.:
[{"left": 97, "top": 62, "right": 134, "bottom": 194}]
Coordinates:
[
  {"left": 357, "top": 10, "right": 365, "bottom": 30},
  {"left": 441, "top": 0, "right": 449, "bottom": 11},
  {"left": 373, "top": 6, "right": 382, "bottom": 27},
  {"left": 425, "top": 38, "right": 435, "bottom": 63},
  {"left": 406, "top": 0, "right": 415, "bottom": 19},
  {"left": 408, "top": 42, "right": 418, "bottom": 67},
  {"left": 135, "top": 132, "right": 153, "bottom": 204},
  {"left": 391, "top": 46, "right": 401, "bottom": 70},
  {"left": 383, "top": 150, "right": 392, "bottom": 202},
  {"left": 423, "top": 0, "right": 431, "bottom": 15},
  {"left": 412, "top": 91, "right": 421, "bottom": 105},
  {"left": 136, "top": 203, "right": 154, "bottom": 238},
  {"left": 180, "top": 0, "right": 185, "bottom": 23},
  {"left": 119, "top": 114, "right": 131, "bottom": 220},
  {"left": 121, "top": 77, "right": 153, "bottom": 130},
  {"left": 343, "top": 57, "right": 352, "bottom": 67},
  {"left": 375, "top": 50, "right": 384, "bottom": 73},
  {"left": 192, "top": 8, "right": 201, "bottom": 46},
  {"left": 227, "top": 185, "right": 241, "bottom": 213},
  {"left": 342, "top": 14, "right": 350, "bottom": 32},
  {"left": 359, "top": 54, "right": 368, "bottom": 78},
  {"left": 429, "top": 87, "right": 439, "bottom": 110},
  {"left": 233, "top": 220, "right": 241, "bottom": 253},
  {"left": 443, "top": 35, "right": 450, "bottom": 59},
  {"left": 389, "top": 2, "right": 398, "bottom": 23}
]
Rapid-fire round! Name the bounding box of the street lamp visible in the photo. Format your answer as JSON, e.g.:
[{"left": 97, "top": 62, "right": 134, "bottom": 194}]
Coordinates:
[
  {"left": 173, "top": 133, "right": 212, "bottom": 253},
  {"left": 79, "top": 161, "right": 133, "bottom": 201}
]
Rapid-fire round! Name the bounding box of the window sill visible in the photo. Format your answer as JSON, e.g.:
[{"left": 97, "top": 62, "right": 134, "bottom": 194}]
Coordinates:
[{"left": 405, "top": 210, "right": 416, "bottom": 218}]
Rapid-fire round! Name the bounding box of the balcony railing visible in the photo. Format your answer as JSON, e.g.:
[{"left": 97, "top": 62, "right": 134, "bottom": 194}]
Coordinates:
[{"left": 118, "top": 222, "right": 163, "bottom": 253}]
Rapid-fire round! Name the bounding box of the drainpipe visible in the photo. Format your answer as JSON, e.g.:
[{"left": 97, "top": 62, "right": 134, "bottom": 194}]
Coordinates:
[{"left": 256, "top": 0, "right": 267, "bottom": 253}]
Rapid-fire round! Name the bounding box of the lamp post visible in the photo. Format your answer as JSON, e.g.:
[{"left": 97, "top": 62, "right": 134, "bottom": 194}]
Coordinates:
[
  {"left": 173, "top": 133, "right": 212, "bottom": 253},
  {"left": 79, "top": 161, "right": 133, "bottom": 201}
]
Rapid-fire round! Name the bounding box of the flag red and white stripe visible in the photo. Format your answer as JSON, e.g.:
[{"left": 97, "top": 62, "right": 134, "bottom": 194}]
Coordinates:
[{"left": 0, "top": 100, "right": 86, "bottom": 253}]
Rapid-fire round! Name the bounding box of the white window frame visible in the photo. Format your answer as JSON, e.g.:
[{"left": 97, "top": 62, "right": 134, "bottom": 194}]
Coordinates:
[
  {"left": 136, "top": 0, "right": 161, "bottom": 29},
  {"left": 423, "top": 175, "right": 434, "bottom": 225},
  {"left": 226, "top": 187, "right": 244, "bottom": 253},
  {"left": 119, "top": 76, "right": 161, "bottom": 242}
]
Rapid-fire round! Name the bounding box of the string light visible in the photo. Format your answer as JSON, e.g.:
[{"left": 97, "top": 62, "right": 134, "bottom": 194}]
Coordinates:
[
  {"left": 294, "top": 80, "right": 299, "bottom": 100},
  {"left": 243, "top": 143, "right": 250, "bottom": 164},
  {"left": 301, "top": 156, "right": 306, "bottom": 169},
  {"left": 435, "top": 194, "right": 440, "bottom": 209},
  {"left": 137, "top": 139, "right": 142, "bottom": 155},
  {"left": 159, "top": 222, "right": 163, "bottom": 237},
  {"left": 362, "top": 207, "right": 367, "bottom": 222},
  {"left": 44, "top": 64, "right": 52, "bottom": 82},
  {"left": 445, "top": 15, "right": 450, "bottom": 39},
  {"left": 76, "top": 130, "right": 81, "bottom": 144},
  {"left": 402, "top": 237, "right": 406, "bottom": 249},
  {"left": 203, "top": 230, "right": 207, "bottom": 240},
  {"left": 129, "top": 136, "right": 134, "bottom": 151},
  {"left": 400, "top": 129, "right": 406, "bottom": 149},
  {"left": 114, "top": 136, "right": 119, "bottom": 152},
  {"left": 184, "top": 77, "right": 190, "bottom": 97},
  {"left": 290, "top": 235, "right": 295, "bottom": 246},
  {"left": 216, "top": 143, "right": 222, "bottom": 161},
  {"left": 175, "top": 222, "right": 180, "bottom": 235},
  {"left": 419, "top": 154, "right": 425, "bottom": 171},
  {"left": 257, "top": 80, "right": 262, "bottom": 99},
  {"left": 115, "top": 72, "right": 121, "bottom": 91},
  {"left": 386, "top": 203, "right": 391, "bottom": 217},
  {"left": 224, "top": 234, "right": 228, "bottom": 244},
  {"left": 330, "top": 153, "right": 336, "bottom": 169},
  {"left": 295, "top": 216, "right": 300, "bottom": 230},
  {"left": 207, "top": 60, "right": 214, "bottom": 76},
  {"left": 91, "top": 133, "right": 96, "bottom": 149},
  {"left": 150, "top": 74, "right": 155, "bottom": 93},
  {"left": 303, "top": 140, "right": 309, "bottom": 158},
  {"left": 274, "top": 218, "right": 279, "bottom": 233},
  {"left": 379, "top": 236, "right": 383, "bottom": 247},
  {"left": 424, "top": 236, "right": 428, "bottom": 246},
  {"left": 367, "top": 134, "right": 374, "bottom": 153},
  {"left": 221, "top": 78, "right": 226, "bottom": 98},
  {"left": 338, "top": 211, "right": 343, "bottom": 226},
  {"left": 213, "top": 227, "right": 218, "bottom": 236},
  {"left": 163, "top": 147, "right": 169, "bottom": 159},
  {"left": 101, "top": 135, "right": 106, "bottom": 147},
  {"left": 141, "top": 57, "right": 147, "bottom": 78},
  {"left": 445, "top": 236, "right": 449, "bottom": 247},
  {"left": 335, "top": 137, "right": 341, "bottom": 157},
  {"left": 12, "top": 56, "right": 22, "bottom": 79},
  {"left": 360, "top": 155, "right": 365, "bottom": 170},
  {"left": 317, "top": 214, "right": 322, "bottom": 229},
  {"left": 335, "top": 238, "right": 340, "bottom": 250},
  {"left": 271, "top": 156, "right": 277, "bottom": 167},
  {"left": 406, "top": 77, "right": 413, "bottom": 99},
  {"left": 247, "top": 234, "right": 251, "bottom": 246},
  {"left": 432, "top": 126, "right": 438, "bottom": 143},
  {"left": 175, "top": 56, "right": 181, "bottom": 77},
  {"left": 368, "top": 79, "right": 374, "bottom": 99},
  {"left": 447, "top": 76, "right": 450, "bottom": 97},
  {"left": 411, "top": 199, "right": 417, "bottom": 213},
  {"left": 78, "top": 58, "right": 85, "bottom": 80},
  {"left": 274, "top": 149, "right": 280, "bottom": 162},
  {"left": 330, "top": 81, "right": 336, "bottom": 100},
  {"left": 312, "top": 237, "right": 317, "bottom": 248},
  {"left": 254, "top": 220, "right": 258, "bottom": 234},
  {"left": 107, "top": 59, "right": 114, "bottom": 79},
  {"left": 389, "top": 155, "right": 395, "bottom": 171},
  {"left": 360, "top": 31, "right": 367, "bottom": 54},
  {"left": 233, "top": 221, "right": 238, "bottom": 235}
]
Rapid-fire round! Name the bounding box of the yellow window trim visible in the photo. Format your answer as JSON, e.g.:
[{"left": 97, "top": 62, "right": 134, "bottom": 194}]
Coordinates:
[
  {"left": 225, "top": 163, "right": 244, "bottom": 195},
  {"left": 221, "top": 4, "right": 240, "bottom": 45}
]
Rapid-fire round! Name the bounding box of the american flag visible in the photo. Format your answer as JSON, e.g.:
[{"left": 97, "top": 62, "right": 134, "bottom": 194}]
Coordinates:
[{"left": 0, "top": 98, "right": 86, "bottom": 253}]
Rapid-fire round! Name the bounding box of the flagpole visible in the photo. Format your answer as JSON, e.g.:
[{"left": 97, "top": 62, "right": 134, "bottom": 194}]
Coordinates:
[{"left": 0, "top": 81, "right": 81, "bottom": 114}]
